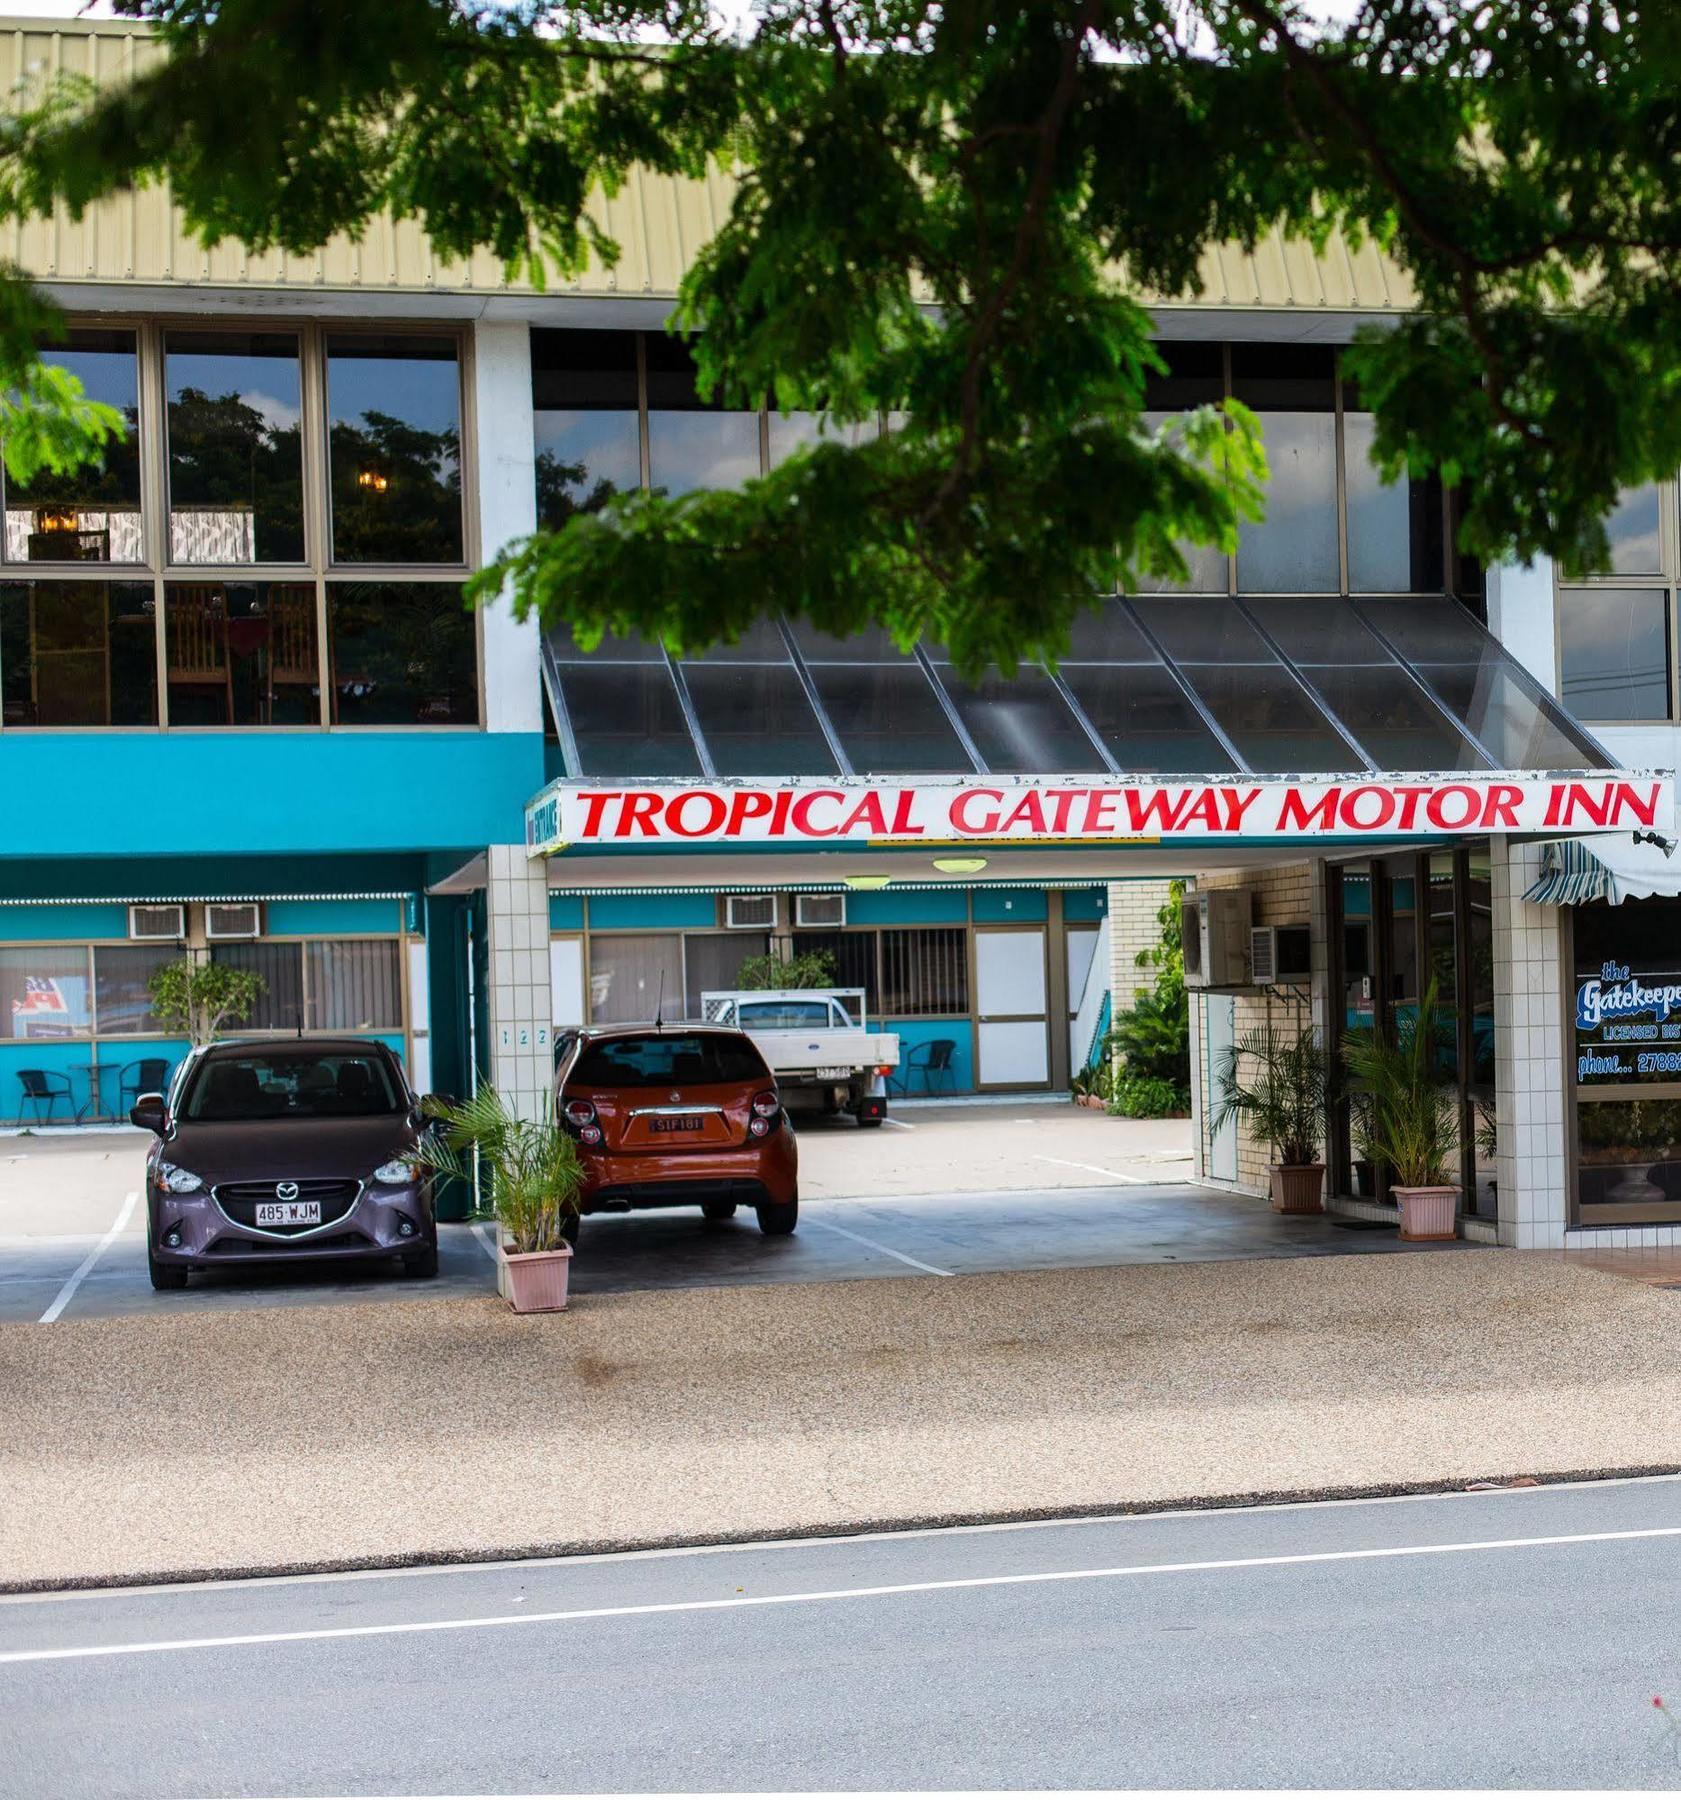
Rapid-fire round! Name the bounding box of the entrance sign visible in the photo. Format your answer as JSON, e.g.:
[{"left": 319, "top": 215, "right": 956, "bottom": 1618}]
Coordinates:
[{"left": 526, "top": 771, "right": 1673, "bottom": 856}]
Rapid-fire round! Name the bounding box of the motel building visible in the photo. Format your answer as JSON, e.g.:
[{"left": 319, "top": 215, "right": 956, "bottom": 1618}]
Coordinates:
[{"left": 6, "top": 16, "right": 1681, "bottom": 1252}]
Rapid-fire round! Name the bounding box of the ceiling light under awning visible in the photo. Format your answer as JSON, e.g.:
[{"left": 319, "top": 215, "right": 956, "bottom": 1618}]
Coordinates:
[
  {"left": 932, "top": 856, "right": 989, "bottom": 875},
  {"left": 843, "top": 875, "right": 892, "bottom": 891}
]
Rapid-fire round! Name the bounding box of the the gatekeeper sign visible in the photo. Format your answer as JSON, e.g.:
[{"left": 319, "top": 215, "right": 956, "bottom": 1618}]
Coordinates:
[{"left": 525, "top": 771, "right": 1674, "bottom": 855}]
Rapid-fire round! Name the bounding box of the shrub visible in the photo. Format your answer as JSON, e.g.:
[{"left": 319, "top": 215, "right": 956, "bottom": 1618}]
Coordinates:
[
  {"left": 147, "top": 956, "right": 266, "bottom": 1045},
  {"left": 1108, "top": 1076, "right": 1188, "bottom": 1119},
  {"left": 414, "top": 1087, "right": 582, "bottom": 1254},
  {"left": 736, "top": 948, "right": 838, "bottom": 990},
  {"left": 1105, "top": 880, "right": 1189, "bottom": 1112}
]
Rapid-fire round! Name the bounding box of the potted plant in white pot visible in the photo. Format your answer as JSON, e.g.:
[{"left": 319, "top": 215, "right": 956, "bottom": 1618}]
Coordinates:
[
  {"left": 416, "top": 1086, "right": 583, "bottom": 1312},
  {"left": 1343, "top": 980, "right": 1460, "bottom": 1242},
  {"left": 1210, "top": 1024, "right": 1329, "bottom": 1214}
]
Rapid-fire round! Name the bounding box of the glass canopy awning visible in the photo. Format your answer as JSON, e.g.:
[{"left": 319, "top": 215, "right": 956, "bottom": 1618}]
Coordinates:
[{"left": 541, "top": 596, "right": 1610, "bottom": 782}]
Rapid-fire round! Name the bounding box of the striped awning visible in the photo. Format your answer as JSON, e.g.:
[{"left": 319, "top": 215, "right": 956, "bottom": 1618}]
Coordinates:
[{"left": 1525, "top": 836, "right": 1681, "bottom": 907}]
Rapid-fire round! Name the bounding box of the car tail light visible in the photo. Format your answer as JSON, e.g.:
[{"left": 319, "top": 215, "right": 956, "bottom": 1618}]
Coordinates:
[
  {"left": 564, "top": 1097, "right": 604, "bottom": 1147},
  {"left": 876, "top": 1065, "right": 893, "bottom": 1077},
  {"left": 751, "top": 1091, "right": 779, "bottom": 1118}
]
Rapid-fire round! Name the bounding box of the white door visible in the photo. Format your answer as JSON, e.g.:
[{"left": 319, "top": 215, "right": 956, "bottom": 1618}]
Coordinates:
[
  {"left": 1206, "top": 995, "right": 1238, "bottom": 1181},
  {"left": 1065, "top": 923, "right": 1102, "bottom": 1067},
  {"left": 976, "top": 927, "right": 1050, "bottom": 1087},
  {"left": 550, "top": 937, "right": 585, "bottom": 1027}
]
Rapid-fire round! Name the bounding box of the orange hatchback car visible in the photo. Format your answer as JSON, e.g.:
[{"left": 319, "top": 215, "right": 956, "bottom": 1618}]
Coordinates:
[{"left": 553, "top": 1025, "right": 800, "bottom": 1236}]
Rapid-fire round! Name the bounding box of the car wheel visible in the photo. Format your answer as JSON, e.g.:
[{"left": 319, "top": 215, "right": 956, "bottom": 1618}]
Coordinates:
[
  {"left": 701, "top": 1199, "right": 737, "bottom": 1222},
  {"left": 401, "top": 1238, "right": 440, "bottom": 1279},
  {"left": 148, "top": 1245, "right": 188, "bottom": 1291},
  {"left": 756, "top": 1194, "right": 798, "bottom": 1236},
  {"left": 854, "top": 1109, "right": 885, "bottom": 1129},
  {"left": 561, "top": 1212, "right": 581, "bottom": 1248}
]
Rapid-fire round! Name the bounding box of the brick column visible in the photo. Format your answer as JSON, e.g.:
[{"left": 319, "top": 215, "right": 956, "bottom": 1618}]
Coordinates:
[{"left": 1490, "top": 839, "right": 1569, "bottom": 1247}]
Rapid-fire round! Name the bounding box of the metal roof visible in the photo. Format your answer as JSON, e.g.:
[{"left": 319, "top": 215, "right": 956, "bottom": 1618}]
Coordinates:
[
  {"left": 541, "top": 596, "right": 1609, "bottom": 783},
  {"left": 1, "top": 16, "right": 1416, "bottom": 315}
]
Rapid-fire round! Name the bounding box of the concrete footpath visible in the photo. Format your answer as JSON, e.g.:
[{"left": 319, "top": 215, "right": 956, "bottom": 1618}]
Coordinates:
[{"left": 6, "top": 1250, "right": 1681, "bottom": 1590}]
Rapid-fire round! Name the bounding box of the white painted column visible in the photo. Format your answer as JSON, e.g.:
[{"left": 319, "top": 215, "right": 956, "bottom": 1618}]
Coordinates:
[
  {"left": 485, "top": 844, "right": 553, "bottom": 1124},
  {"left": 1485, "top": 555, "right": 1557, "bottom": 693},
  {"left": 473, "top": 319, "right": 542, "bottom": 736},
  {"left": 1490, "top": 839, "right": 1569, "bottom": 1247}
]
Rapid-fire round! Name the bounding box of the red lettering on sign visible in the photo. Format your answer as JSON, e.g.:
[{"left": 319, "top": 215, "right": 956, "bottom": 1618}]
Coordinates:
[
  {"left": 1479, "top": 784, "right": 1522, "bottom": 830},
  {"left": 838, "top": 792, "right": 889, "bottom": 836},
  {"left": 1123, "top": 789, "right": 1189, "bottom": 834},
  {"left": 620, "top": 793, "right": 664, "bottom": 838},
  {"left": 668, "top": 790, "right": 727, "bottom": 837},
  {"left": 1182, "top": 789, "right": 1223, "bottom": 832},
  {"left": 726, "top": 790, "right": 775, "bottom": 835},
  {"left": 1047, "top": 790, "right": 1080, "bottom": 835},
  {"left": 1613, "top": 780, "right": 1661, "bottom": 827},
  {"left": 791, "top": 789, "right": 847, "bottom": 837},
  {"left": 1083, "top": 790, "right": 1120, "bottom": 833},
  {"left": 950, "top": 789, "right": 1004, "bottom": 834},
  {"left": 1393, "top": 785, "right": 1433, "bottom": 830},
  {"left": 888, "top": 789, "right": 924, "bottom": 837},
  {"left": 1543, "top": 783, "right": 1565, "bottom": 828},
  {"left": 1426, "top": 785, "right": 1481, "bottom": 830},
  {"left": 1000, "top": 791, "right": 1048, "bottom": 834},
  {"left": 1340, "top": 785, "right": 1397, "bottom": 832},
  {"left": 1220, "top": 788, "right": 1262, "bottom": 831},
  {"left": 769, "top": 790, "right": 794, "bottom": 837},
  {"left": 1279, "top": 788, "right": 1340, "bottom": 832},
  {"left": 579, "top": 792, "right": 620, "bottom": 837}
]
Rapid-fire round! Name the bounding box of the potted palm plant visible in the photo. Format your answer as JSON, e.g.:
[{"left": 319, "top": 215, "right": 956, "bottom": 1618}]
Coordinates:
[
  {"left": 416, "top": 1086, "right": 583, "bottom": 1312},
  {"left": 1343, "top": 980, "right": 1460, "bottom": 1242},
  {"left": 1210, "top": 1024, "right": 1329, "bottom": 1213}
]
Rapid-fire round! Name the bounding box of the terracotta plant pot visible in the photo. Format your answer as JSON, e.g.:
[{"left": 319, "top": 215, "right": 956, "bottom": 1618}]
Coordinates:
[
  {"left": 503, "top": 1243, "right": 574, "bottom": 1313},
  {"left": 1392, "top": 1184, "right": 1458, "bottom": 1243},
  {"left": 1270, "top": 1163, "right": 1325, "bottom": 1215}
]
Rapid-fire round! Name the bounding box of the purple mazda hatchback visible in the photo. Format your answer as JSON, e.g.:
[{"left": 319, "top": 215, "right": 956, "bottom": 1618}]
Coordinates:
[{"left": 131, "top": 1038, "right": 442, "bottom": 1290}]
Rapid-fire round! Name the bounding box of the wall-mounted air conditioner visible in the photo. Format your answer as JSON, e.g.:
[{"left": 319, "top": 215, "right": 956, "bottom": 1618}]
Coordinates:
[
  {"left": 1249, "top": 924, "right": 1313, "bottom": 987},
  {"left": 1182, "top": 889, "right": 1253, "bottom": 990},
  {"left": 794, "top": 893, "right": 846, "bottom": 928},
  {"left": 205, "top": 902, "right": 262, "bottom": 940},
  {"left": 725, "top": 894, "right": 776, "bottom": 930},
  {"left": 128, "top": 903, "right": 186, "bottom": 942}
]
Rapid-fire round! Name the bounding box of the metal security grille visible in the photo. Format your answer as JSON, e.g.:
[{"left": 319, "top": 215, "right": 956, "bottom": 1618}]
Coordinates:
[{"left": 880, "top": 928, "right": 969, "bottom": 1017}]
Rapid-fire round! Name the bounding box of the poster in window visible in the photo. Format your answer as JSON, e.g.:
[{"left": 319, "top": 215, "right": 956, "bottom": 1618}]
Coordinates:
[{"left": 1575, "top": 960, "right": 1681, "bottom": 1085}]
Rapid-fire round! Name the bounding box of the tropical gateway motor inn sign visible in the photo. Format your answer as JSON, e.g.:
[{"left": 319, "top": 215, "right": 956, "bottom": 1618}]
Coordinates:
[{"left": 525, "top": 772, "right": 1676, "bottom": 856}]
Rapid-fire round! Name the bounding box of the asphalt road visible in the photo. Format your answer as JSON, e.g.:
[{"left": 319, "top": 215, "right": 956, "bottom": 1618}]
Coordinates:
[{"left": 4, "top": 1478, "right": 1681, "bottom": 1793}]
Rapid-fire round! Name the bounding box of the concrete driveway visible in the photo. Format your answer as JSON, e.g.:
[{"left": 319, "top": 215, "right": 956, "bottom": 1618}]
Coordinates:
[{"left": 0, "top": 1104, "right": 1435, "bottom": 1322}]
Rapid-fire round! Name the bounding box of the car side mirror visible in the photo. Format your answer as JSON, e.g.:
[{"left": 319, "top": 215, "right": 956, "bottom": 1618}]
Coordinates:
[
  {"left": 130, "top": 1092, "right": 168, "bottom": 1135},
  {"left": 420, "top": 1092, "right": 459, "bottom": 1122}
]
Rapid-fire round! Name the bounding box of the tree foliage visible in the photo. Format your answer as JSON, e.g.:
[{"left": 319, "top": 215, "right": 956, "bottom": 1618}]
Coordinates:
[
  {"left": 735, "top": 948, "right": 840, "bottom": 991},
  {"left": 146, "top": 956, "right": 266, "bottom": 1046},
  {"left": 5, "top": 1, "right": 1681, "bottom": 665},
  {"left": 1106, "top": 878, "right": 1190, "bottom": 1110}
]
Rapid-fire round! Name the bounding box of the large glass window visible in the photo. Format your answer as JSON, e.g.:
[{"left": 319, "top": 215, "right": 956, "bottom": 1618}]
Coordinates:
[
  {"left": 532, "top": 329, "right": 641, "bottom": 530},
  {"left": 789, "top": 624, "right": 972, "bottom": 773},
  {"left": 1601, "top": 484, "right": 1664, "bottom": 576},
  {"left": 327, "top": 582, "right": 478, "bottom": 725},
  {"left": 679, "top": 621, "right": 838, "bottom": 777},
  {"left": 5, "top": 330, "right": 142, "bottom": 565},
  {"left": 790, "top": 930, "right": 878, "bottom": 1009},
  {"left": 645, "top": 335, "right": 761, "bottom": 498},
  {"left": 0, "top": 945, "right": 92, "bottom": 1039},
  {"left": 547, "top": 627, "right": 700, "bottom": 777},
  {"left": 683, "top": 932, "right": 767, "bottom": 1016},
  {"left": 881, "top": 928, "right": 969, "bottom": 1015},
  {"left": 327, "top": 335, "right": 463, "bottom": 563},
  {"left": 587, "top": 933, "right": 683, "bottom": 1024},
  {"left": 305, "top": 940, "right": 402, "bottom": 1031},
  {"left": 0, "top": 580, "right": 157, "bottom": 726},
  {"left": 93, "top": 944, "right": 174, "bottom": 1035},
  {"left": 1232, "top": 346, "right": 1339, "bottom": 594},
  {"left": 928, "top": 648, "right": 1102, "bottom": 773},
  {"left": 1139, "top": 346, "right": 1229, "bottom": 594},
  {"left": 210, "top": 941, "right": 305, "bottom": 1032},
  {"left": 1559, "top": 587, "right": 1671, "bottom": 722},
  {"left": 165, "top": 331, "right": 305, "bottom": 564},
  {"left": 165, "top": 581, "right": 318, "bottom": 726}
]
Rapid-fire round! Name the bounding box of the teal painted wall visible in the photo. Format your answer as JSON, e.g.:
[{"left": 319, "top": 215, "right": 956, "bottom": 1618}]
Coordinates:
[
  {"left": 549, "top": 896, "right": 585, "bottom": 930},
  {"left": 264, "top": 899, "right": 404, "bottom": 936},
  {"left": 588, "top": 893, "right": 716, "bottom": 930},
  {"left": 1062, "top": 887, "right": 1109, "bottom": 923},
  {"left": 1, "top": 1037, "right": 187, "bottom": 1124},
  {"left": 841, "top": 889, "right": 968, "bottom": 925},
  {"left": 0, "top": 731, "right": 544, "bottom": 861},
  {"left": 885, "top": 1018, "right": 973, "bottom": 1096},
  {"left": 0, "top": 905, "right": 130, "bottom": 941},
  {"left": 972, "top": 888, "right": 1048, "bottom": 922}
]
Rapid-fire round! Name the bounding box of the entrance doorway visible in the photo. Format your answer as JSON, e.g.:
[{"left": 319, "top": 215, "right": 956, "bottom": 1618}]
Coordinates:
[{"left": 975, "top": 926, "right": 1050, "bottom": 1087}]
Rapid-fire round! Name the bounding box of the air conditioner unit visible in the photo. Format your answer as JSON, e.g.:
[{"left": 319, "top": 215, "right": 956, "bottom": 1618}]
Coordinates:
[
  {"left": 1182, "top": 888, "right": 1253, "bottom": 990},
  {"left": 794, "top": 892, "right": 846, "bottom": 928},
  {"left": 128, "top": 903, "right": 186, "bottom": 942},
  {"left": 1249, "top": 924, "right": 1313, "bottom": 987},
  {"left": 725, "top": 894, "right": 776, "bottom": 930},
  {"left": 205, "top": 902, "right": 262, "bottom": 940}
]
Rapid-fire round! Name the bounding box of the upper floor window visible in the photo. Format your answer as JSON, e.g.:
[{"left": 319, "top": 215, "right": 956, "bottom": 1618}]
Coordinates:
[
  {"left": 533, "top": 329, "right": 640, "bottom": 531},
  {"left": 1558, "top": 481, "right": 1676, "bottom": 722}
]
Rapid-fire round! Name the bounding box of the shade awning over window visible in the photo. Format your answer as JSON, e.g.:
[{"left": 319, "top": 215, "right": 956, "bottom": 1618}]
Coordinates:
[
  {"left": 541, "top": 596, "right": 1611, "bottom": 782},
  {"left": 1524, "top": 835, "right": 1681, "bottom": 907}
]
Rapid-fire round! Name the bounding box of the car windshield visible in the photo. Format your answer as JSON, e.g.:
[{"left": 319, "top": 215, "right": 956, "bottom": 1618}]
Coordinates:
[
  {"left": 735, "top": 1001, "right": 835, "bottom": 1028},
  {"left": 182, "top": 1050, "right": 403, "bottom": 1120},
  {"left": 571, "top": 1033, "right": 768, "bottom": 1087}
]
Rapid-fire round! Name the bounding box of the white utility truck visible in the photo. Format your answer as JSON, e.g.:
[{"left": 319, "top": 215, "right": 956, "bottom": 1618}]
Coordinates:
[{"left": 700, "top": 988, "right": 899, "bottom": 1126}]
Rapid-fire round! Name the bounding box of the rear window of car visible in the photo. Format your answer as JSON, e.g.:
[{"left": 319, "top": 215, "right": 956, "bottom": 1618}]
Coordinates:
[
  {"left": 182, "top": 1050, "right": 403, "bottom": 1120},
  {"left": 735, "top": 1001, "right": 836, "bottom": 1028},
  {"left": 571, "top": 1033, "right": 768, "bottom": 1087}
]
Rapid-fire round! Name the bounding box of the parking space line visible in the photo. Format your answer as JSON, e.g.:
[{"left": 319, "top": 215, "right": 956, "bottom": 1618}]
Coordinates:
[
  {"left": 468, "top": 1222, "right": 500, "bottom": 1264},
  {"left": 38, "top": 1191, "right": 139, "bottom": 1324},
  {"left": 1034, "top": 1155, "right": 1153, "bottom": 1186},
  {"left": 806, "top": 1215, "right": 953, "bottom": 1276},
  {"left": 882, "top": 1117, "right": 915, "bottom": 1131}
]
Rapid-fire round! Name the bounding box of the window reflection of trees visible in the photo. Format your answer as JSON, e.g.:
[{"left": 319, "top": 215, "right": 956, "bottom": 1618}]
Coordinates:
[
  {"left": 329, "top": 411, "right": 463, "bottom": 564},
  {"left": 167, "top": 388, "right": 305, "bottom": 564}
]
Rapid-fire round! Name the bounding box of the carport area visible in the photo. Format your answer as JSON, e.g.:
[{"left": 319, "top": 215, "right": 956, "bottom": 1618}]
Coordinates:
[{"left": 0, "top": 1101, "right": 1465, "bottom": 1323}]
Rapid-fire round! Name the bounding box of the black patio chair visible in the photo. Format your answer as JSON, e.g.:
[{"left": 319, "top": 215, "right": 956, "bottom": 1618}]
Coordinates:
[
  {"left": 118, "top": 1058, "right": 172, "bottom": 1114},
  {"left": 17, "top": 1068, "right": 72, "bottom": 1125},
  {"left": 890, "top": 1039, "right": 959, "bottom": 1097}
]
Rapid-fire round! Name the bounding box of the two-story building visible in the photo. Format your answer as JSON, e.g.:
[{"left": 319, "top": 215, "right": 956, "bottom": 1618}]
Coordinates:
[{"left": 2, "top": 15, "right": 1675, "bottom": 1252}]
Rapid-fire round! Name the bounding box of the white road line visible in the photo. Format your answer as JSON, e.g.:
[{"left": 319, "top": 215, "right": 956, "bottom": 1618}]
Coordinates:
[
  {"left": 7, "top": 1524, "right": 1681, "bottom": 1666},
  {"left": 1034, "top": 1155, "right": 1153, "bottom": 1186},
  {"left": 806, "top": 1216, "right": 953, "bottom": 1276},
  {"left": 881, "top": 1117, "right": 916, "bottom": 1131},
  {"left": 37, "top": 1191, "right": 139, "bottom": 1324},
  {"left": 468, "top": 1222, "right": 501, "bottom": 1265}
]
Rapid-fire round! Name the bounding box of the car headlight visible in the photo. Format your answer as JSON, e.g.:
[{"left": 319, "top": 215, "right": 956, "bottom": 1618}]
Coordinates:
[
  {"left": 156, "top": 1162, "right": 204, "bottom": 1195},
  {"left": 372, "top": 1157, "right": 418, "bottom": 1186}
]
